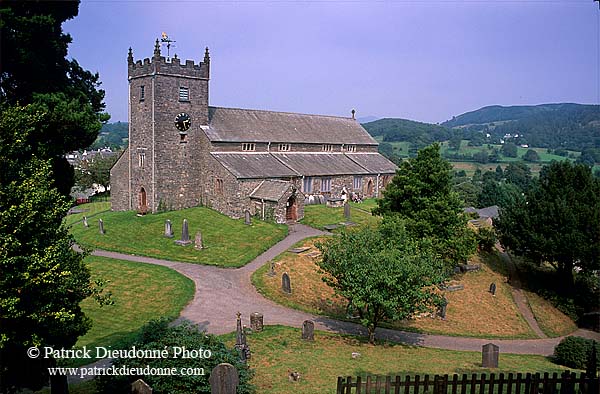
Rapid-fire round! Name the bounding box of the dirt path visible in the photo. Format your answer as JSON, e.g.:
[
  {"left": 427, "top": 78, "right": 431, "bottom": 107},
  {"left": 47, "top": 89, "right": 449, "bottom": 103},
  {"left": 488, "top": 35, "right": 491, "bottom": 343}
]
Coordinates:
[{"left": 89, "top": 225, "right": 599, "bottom": 357}]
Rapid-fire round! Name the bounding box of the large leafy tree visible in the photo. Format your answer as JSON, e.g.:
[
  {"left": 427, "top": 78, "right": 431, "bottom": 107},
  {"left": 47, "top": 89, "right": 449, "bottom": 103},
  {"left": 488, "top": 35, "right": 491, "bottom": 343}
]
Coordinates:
[
  {"left": 495, "top": 161, "right": 600, "bottom": 290},
  {"left": 373, "top": 143, "right": 476, "bottom": 269},
  {"left": 316, "top": 218, "right": 445, "bottom": 343},
  {"left": 0, "top": 0, "right": 108, "bottom": 194},
  {"left": 0, "top": 106, "right": 101, "bottom": 392}
]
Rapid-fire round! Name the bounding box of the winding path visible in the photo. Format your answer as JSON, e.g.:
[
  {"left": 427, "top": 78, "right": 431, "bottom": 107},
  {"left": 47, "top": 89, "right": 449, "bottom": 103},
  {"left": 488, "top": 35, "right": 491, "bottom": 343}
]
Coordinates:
[{"left": 91, "top": 224, "right": 599, "bottom": 357}]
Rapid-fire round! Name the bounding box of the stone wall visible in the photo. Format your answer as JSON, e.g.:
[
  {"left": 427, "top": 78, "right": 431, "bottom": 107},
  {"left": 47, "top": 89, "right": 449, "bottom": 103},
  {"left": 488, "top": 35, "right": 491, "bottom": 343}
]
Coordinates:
[{"left": 110, "top": 148, "right": 130, "bottom": 211}]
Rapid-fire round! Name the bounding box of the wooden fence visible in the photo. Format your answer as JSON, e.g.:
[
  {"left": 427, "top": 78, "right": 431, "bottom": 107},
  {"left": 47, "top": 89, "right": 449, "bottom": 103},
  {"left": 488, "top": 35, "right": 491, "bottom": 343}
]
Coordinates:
[{"left": 336, "top": 372, "right": 599, "bottom": 394}]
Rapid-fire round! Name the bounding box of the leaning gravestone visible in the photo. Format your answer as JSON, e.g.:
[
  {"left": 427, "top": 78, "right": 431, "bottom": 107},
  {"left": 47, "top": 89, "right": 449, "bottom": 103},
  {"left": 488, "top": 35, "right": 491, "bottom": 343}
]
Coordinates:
[
  {"left": 250, "top": 312, "right": 263, "bottom": 332},
  {"left": 164, "top": 220, "right": 174, "bottom": 238},
  {"left": 194, "top": 231, "right": 203, "bottom": 250},
  {"left": 282, "top": 272, "right": 291, "bottom": 294},
  {"left": 302, "top": 320, "right": 314, "bottom": 341},
  {"left": 267, "top": 261, "right": 276, "bottom": 277},
  {"left": 98, "top": 219, "right": 105, "bottom": 235},
  {"left": 131, "top": 379, "right": 153, "bottom": 394},
  {"left": 83, "top": 216, "right": 88, "bottom": 227},
  {"left": 175, "top": 219, "right": 192, "bottom": 246},
  {"left": 438, "top": 298, "right": 448, "bottom": 319},
  {"left": 482, "top": 343, "right": 499, "bottom": 368},
  {"left": 209, "top": 363, "right": 239, "bottom": 394},
  {"left": 244, "top": 210, "right": 251, "bottom": 225},
  {"left": 489, "top": 282, "right": 497, "bottom": 296}
]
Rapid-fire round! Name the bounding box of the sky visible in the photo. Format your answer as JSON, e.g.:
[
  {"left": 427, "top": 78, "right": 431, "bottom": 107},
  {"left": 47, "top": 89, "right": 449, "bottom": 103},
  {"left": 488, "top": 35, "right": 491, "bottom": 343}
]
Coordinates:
[{"left": 63, "top": 0, "right": 600, "bottom": 124}]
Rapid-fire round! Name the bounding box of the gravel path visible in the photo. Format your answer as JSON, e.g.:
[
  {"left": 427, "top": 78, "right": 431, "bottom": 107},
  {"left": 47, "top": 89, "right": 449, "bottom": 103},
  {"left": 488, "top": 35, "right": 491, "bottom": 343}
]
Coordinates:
[{"left": 89, "top": 224, "right": 599, "bottom": 357}]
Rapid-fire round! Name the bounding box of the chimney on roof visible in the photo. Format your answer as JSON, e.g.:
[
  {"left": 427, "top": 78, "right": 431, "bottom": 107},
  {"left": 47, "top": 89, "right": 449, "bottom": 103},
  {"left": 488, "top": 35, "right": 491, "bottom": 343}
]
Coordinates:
[{"left": 351, "top": 109, "right": 356, "bottom": 120}]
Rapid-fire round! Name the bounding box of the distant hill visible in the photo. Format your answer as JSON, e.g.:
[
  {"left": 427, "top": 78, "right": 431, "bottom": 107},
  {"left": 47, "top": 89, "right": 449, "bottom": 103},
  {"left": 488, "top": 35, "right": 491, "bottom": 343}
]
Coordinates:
[
  {"left": 362, "top": 118, "right": 451, "bottom": 146},
  {"left": 90, "top": 121, "right": 128, "bottom": 149},
  {"left": 357, "top": 115, "right": 380, "bottom": 124}
]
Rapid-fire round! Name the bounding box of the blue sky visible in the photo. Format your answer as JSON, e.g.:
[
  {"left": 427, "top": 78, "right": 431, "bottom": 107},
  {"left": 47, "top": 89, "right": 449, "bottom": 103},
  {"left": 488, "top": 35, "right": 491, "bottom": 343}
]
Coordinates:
[{"left": 64, "top": 1, "right": 600, "bottom": 124}]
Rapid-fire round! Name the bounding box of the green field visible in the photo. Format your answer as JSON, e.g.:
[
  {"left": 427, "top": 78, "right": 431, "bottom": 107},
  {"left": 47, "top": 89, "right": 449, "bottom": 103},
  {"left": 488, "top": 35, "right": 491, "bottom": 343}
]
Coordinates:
[
  {"left": 65, "top": 201, "right": 111, "bottom": 227},
  {"left": 69, "top": 204, "right": 288, "bottom": 267},
  {"left": 299, "top": 203, "right": 380, "bottom": 232}
]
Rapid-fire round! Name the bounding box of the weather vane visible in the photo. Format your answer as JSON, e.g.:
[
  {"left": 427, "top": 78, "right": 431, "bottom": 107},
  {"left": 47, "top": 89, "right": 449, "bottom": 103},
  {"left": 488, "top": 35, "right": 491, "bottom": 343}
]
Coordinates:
[{"left": 160, "top": 32, "right": 176, "bottom": 58}]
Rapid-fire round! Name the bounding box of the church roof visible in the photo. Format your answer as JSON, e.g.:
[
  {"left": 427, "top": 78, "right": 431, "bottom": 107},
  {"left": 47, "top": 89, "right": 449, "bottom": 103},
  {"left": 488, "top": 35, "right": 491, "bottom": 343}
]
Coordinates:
[
  {"left": 206, "top": 107, "right": 378, "bottom": 145},
  {"left": 272, "top": 153, "right": 370, "bottom": 176},
  {"left": 249, "top": 180, "right": 296, "bottom": 202},
  {"left": 211, "top": 153, "right": 298, "bottom": 179},
  {"left": 345, "top": 153, "right": 398, "bottom": 174}
]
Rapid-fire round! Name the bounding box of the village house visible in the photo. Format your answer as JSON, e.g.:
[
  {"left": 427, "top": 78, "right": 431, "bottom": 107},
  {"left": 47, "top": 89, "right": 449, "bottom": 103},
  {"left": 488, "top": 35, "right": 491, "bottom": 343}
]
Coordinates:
[{"left": 110, "top": 40, "right": 397, "bottom": 223}]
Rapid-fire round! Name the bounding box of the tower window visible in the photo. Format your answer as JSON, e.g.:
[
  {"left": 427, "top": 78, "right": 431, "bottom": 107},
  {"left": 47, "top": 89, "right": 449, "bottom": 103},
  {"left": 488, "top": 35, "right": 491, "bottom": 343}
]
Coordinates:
[
  {"left": 322, "top": 144, "right": 334, "bottom": 152},
  {"left": 242, "top": 143, "right": 255, "bottom": 151},
  {"left": 179, "top": 87, "right": 190, "bottom": 101},
  {"left": 346, "top": 145, "right": 356, "bottom": 152},
  {"left": 215, "top": 178, "right": 224, "bottom": 195},
  {"left": 278, "top": 143, "right": 291, "bottom": 152},
  {"left": 138, "top": 153, "right": 145, "bottom": 168},
  {"left": 180, "top": 133, "right": 187, "bottom": 143},
  {"left": 140, "top": 85, "right": 145, "bottom": 101}
]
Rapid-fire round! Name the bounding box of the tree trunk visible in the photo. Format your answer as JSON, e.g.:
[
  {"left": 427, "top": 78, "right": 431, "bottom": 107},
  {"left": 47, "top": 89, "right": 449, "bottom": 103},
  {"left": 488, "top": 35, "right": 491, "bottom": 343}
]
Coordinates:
[{"left": 368, "top": 325, "right": 376, "bottom": 344}]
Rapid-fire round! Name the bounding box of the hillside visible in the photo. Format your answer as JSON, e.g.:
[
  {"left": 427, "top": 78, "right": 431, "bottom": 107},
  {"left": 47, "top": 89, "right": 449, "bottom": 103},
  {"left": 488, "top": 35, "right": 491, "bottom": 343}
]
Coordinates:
[
  {"left": 90, "top": 121, "right": 128, "bottom": 149},
  {"left": 362, "top": 118, "right": 450, "bottom": 145}
]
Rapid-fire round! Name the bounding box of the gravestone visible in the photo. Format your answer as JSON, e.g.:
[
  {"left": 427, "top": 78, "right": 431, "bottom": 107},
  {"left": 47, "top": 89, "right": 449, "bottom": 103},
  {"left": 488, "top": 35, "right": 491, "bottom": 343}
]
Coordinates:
[
  {"left": 344, "top": 202, "right": 351, "bottom": 221},
  {"left": 195, "top": 231, "right": 203, "bottom": 250},
  {"left": 445, "top": 284, "right": 464, "bottom": 292},
  {"left": 438, "top": 298, "right": 448, "bottom": 319},
  {"left": 83, "top": 216, "right": 88, "bottom": 227},
  {"left": 281, "top": 272, "right": 291, "bottom": 294},
  {"left": 164, "top": 220, "right": 174, "bottom": 238},
  {"left": 453, "top": 266, "right": 461, "bottom": 274},
  {"left": 482, "top": 343, "right": 499, "bottom": 368},
  {"left": 244, "top": 210, "right": 251, "bottom": 225},
  {"left": 131, "top": 379, "right": 153, "bottom": 394},
  {"left": 302, "top": 320, "right": 314, "bottom": 341},
  {"left": 235, "top": 312, "right": 250, "bottom": 362},
  {"left": 175, "top": 219, "right": 192, "bottom": 246},
  {"left": 250, "top": 312, "right": 263, "bottom": 332},
  {"left": 267, "top": 261, "right": 276, "bottom": 277},
  {"left": 98, "top": 219, "right": 105, "bottom": 235},
  {"left": 489, "top": 282, "right": 497, "bottom": 296},
  {"left": 209, "top": 363, "right": 239, "bottom": 394}
]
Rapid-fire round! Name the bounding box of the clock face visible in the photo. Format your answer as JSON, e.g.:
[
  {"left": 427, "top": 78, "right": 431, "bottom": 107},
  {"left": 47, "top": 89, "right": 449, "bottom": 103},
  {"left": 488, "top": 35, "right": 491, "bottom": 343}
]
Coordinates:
[{"left": 174, "top": 112, "right": 191, "bottom": 132}]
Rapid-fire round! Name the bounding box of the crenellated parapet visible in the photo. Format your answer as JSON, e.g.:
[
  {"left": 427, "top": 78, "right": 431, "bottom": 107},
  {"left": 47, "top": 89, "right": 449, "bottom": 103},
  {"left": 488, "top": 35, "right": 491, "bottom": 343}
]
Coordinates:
[{"left": 128, "top": 40, "right": 210, "bottom": 80}]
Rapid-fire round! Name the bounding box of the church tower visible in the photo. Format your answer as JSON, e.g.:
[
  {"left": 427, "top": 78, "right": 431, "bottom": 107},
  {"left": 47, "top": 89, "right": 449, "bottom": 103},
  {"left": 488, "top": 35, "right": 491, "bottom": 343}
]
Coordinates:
[{"left": 123, "top": 39, "right": 210, "bottom": 212}]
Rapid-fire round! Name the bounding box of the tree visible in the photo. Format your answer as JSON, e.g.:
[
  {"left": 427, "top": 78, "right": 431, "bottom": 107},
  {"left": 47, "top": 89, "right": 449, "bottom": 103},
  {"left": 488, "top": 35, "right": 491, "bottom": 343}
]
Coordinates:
[
  {"left": 74, "top": 153, "right": 119, "bottom": 191},
  {"left": 316, "top": 218, "right": 445, "bottom": 343},
  {"left": 495, "top": 161, "right": 600, "bottom": 290},
  {"left": 0, "top": 106, "right": 106, "bottom": 392},
  {"left": 504, "top": 161, "right": 532, "bottom": 191},
  {"left": 522, "top": 149, "right": 540, "bottom": 162},
  {"left": 96, "top": 319, "right": 254, "bottom": 393},
  {"left": 495, "top": 165, "right": 504, "bottom": 180},
  {"left": 477, "top": 178, "right": 523, "bottom": 209},
  {"left": 0, "top": 1, "right": 109, "bottom": 194},
  {"left": 501, "top": 142, "right": 518, "bottom": 158},
  {"left": 473, "top": 150, "right": 489, "bottom": 164},
  {"left": 448, "top": 135, "right": 462, "bottom": 151},
  {"left": 374, "top": 143, "right": 477, "bottom": 269}
]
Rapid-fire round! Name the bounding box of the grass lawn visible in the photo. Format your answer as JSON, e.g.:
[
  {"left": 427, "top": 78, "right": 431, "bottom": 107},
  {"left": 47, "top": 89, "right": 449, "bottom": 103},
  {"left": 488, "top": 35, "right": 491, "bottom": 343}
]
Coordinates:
[
  {"left": 222, "top": 325, "right": 573, "bottom": 394},
  {"left": 69, "top": 204, "right": 288, "bottom": 267},
  {"left": 299, "top": 204, "right": 380, "bottom": 232},
  {"left": 73, "top": 257, "right": 194, "bottom": 361},
  {"left": 349, "top": 197, "right": 379, "bottom": 213},
  {"left": 524, "top": 291, "right": 577, "bottom": 338},
  {"left": 253, "top": 245, "right": 537, "bottom": 339},
  {"left": 65, "top": 201, "right": 111, "bottom": 227}
]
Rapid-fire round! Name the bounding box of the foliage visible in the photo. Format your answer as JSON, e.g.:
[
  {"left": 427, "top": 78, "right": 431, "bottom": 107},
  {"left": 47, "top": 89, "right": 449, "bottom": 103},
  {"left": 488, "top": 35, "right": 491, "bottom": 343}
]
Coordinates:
[
  {"left": 522, "top": 149, "right": 540, "bottom": 162},
  {"left": 90, "top": 121, "right": 128, "bottom": 150},
  {"left": 495, "top": 161, "right": 600, "bottom": 291},
  {"left": 475, "top": 227, "right": 497, "bottom": 252},
  {"left": 316, "top": 218, "right": 446, "bottom": 343},
  {"left": 363, "top": 118, "right": 451, "bottom": 145},
  {"left": 0, "top": 106, "right": 104, "bottom": 392},
  {"left": 96, "top": 319, "right": 255, "bottom": 394},
  {"left": 477, "top": 178, "right": 523, "bottom": 209},
  {"left": 504, "top": 162, "right": 532, "bottom": 191},
  {"left": 374, "top": 143, "right": 477, "bottom": 269},
  {"left": 0, "top": 1, "right": 108, "bottom": 194},
  {"left": 553, "top": 336, "right": 600, "bottom": 370},
  {"left": 74, "top": 153, "right": 119, "bottom": 190},
  {"left": 501, "top": 142, "right": 518, "bottom": 158}
]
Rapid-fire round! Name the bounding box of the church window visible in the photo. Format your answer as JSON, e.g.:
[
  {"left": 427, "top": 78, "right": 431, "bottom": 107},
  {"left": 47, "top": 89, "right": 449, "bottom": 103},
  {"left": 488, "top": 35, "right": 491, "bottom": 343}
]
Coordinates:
[
  {"left": 353, "top": 176, "right": 362, "bottom": 190},
  {"left": 215, "top": 178, "right": 224, "bottom": 195},
  {"left": 180, "top": 133, "right": 187, "bottom": 143},
  {"left": 140, "top": 85, "right": 145, "bottom": 101},
  {"left": 303, "top": 177, "right": 313, "bottom": 193},
  {"left": 322, "top": 144, "right": 334, "bottom": 152},
  {"left": 242, "top": 143, "right": 255, "bottom": 151},
  {"left": 321, "top": 178, "right": 331, "bottom": 193},
  {"left": 278, "top": 143, "right": 291, "bottom": 151},
  {"left": 179, "top": 86, "right": 190, "bottom": 101},
  {"left": 138, "top": 153, "right": 145, "bottom": 168},
  {"left": 346, "top": 145, "right": 356, "bottom": 152}
]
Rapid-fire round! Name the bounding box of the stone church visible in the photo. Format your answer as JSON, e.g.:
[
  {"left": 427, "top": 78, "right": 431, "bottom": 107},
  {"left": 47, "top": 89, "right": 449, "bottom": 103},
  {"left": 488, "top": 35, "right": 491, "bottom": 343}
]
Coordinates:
[{"left": 110, "top": 40, "right": 397, "bottom": 223}]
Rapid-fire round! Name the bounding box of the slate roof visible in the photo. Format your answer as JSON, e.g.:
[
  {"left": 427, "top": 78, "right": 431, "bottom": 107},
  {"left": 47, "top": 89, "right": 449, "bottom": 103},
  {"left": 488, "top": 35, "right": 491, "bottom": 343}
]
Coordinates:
[
  {"left": 206, "top": 106, "right": 379, "bottom": 145},
  {"left": 211, "top": 153, "right": 298, "bottom": 179},
  {"left": 463, "top": 205, "right": 499, "bottom": 219},
  {"left": 249, "top": 180, "right": 295, "bottom": 202},
  {"left": 272, "top": 153, "right": 370, "bottom": 176},
  {"left": 346, "top": 153, "right": 397, "bottom": 174}
]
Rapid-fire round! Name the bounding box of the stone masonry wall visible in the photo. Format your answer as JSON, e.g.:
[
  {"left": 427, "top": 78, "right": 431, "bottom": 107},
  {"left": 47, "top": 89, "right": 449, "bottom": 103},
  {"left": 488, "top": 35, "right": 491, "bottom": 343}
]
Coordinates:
[{"left": 110, "top": 148, "right": 130, "bottom": 211}]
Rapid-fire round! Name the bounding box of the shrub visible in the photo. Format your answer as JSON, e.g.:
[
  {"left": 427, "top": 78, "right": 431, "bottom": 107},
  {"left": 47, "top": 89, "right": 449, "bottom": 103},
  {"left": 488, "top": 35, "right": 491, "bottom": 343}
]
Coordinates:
[
  {"left": 475, "top": 227, "right": 496, "bottom": 252},
  {"left": 553, "top": 336, "right": 600, "bottom": 370}
]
